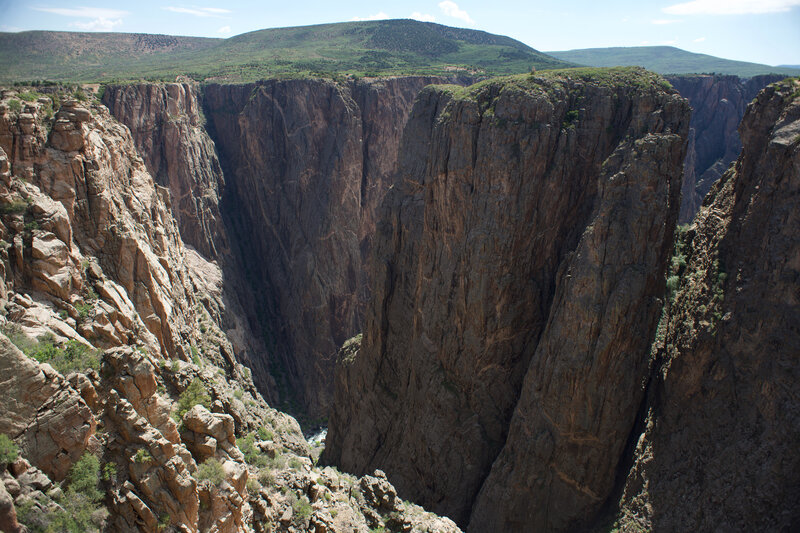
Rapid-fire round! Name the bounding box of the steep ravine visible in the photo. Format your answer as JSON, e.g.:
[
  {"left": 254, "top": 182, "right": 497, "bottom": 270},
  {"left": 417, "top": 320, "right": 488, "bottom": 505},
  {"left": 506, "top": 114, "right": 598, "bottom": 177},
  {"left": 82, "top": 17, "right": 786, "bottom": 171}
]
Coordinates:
[
  {"left": 324, "top": 68, "right": 691, "bottom": 528},
  {"left": 0, "top": 88, "right": 463, "bottom": 533},
  {"left": 613, "top": 77, "right": 800, "bottom": 532},
  {"left": 201, "top": 76, "right": 460, "bottom": 417},
  {"left": 668, "top": 73, "right": 784, "bottom": 221},
  {"left": 105, "top": 76, "right": 460, "bottom": 417}
]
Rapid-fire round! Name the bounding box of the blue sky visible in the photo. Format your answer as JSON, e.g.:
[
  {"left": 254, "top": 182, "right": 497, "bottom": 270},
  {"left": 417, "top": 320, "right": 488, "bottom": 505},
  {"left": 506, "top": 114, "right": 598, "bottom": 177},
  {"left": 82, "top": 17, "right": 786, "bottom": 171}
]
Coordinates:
[{"left": 1, "top": 0, "right": 798, "bottom": 65}]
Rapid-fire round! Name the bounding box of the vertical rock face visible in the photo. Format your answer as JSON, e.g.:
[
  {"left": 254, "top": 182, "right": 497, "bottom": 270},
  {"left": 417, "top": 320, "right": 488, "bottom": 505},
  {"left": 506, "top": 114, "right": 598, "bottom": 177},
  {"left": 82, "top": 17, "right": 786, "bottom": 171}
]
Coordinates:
[
  {"left": 324, "top": 68, "right": 690, "bottom": 528},
  {"left": 617, "top": 79, "right": 800, "bottom": 531},
  {"left": 201, "top": 76, "right": 456, "bottom": 415},
  {"left": 102, "top": 83, "right": 226, "bottom": 259},
  {"left": 668, "top": 74, "right": 783, "bottom": 221}
]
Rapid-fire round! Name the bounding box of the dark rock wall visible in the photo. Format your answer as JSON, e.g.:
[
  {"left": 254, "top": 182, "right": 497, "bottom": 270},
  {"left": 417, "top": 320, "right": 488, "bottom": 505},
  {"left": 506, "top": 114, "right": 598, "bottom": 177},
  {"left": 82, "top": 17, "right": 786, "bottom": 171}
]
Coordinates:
[
  {"left": 668, "top": 74, "right": 784, "bottom": 222},
  {"left": 617, "top": 78, "right": 800, "bottom": 532},
  {"left": 201, "top": 76, "right": 454, "bottom": 416},
  {"left": 324, "top": 69, "right": 690, "bottom": 528}
]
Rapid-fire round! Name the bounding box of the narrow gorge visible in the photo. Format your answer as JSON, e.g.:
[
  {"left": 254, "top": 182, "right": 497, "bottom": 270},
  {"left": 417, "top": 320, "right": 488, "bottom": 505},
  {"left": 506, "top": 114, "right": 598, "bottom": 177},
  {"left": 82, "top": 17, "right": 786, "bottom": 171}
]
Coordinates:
[{"left": 0, "top": 60, "right": 796, "bottom": 532}]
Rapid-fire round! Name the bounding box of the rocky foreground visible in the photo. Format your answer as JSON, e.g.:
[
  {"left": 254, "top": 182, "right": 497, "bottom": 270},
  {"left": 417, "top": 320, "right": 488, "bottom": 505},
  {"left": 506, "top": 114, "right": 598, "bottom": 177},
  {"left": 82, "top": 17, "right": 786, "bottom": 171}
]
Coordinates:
[{"left": 0, "top": 89, "right": 460, "bottom": 532}]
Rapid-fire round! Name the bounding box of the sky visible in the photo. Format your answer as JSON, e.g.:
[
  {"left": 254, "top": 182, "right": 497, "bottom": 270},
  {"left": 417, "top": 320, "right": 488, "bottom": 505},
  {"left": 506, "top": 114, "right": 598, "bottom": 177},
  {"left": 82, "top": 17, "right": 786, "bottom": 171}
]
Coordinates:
[{"left": 0, "top": 0, "right": 798, "bottom": 66}]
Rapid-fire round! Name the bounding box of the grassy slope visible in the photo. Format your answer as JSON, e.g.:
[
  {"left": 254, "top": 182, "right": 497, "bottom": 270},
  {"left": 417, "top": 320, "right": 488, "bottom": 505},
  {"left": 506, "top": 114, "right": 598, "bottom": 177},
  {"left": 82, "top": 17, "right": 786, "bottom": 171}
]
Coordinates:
[
  {"left": 0, "top": 20, "right": 574, "bottom": 83},
  {"left": 546, "top": 46, "right": 800, "bottom": 77}
]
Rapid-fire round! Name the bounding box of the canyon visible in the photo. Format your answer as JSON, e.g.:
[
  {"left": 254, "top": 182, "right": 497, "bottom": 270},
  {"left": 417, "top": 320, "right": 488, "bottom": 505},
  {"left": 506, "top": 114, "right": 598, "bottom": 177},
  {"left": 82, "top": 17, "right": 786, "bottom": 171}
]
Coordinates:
[{"left": 0, "top": 61, "right": 795, "bottom": 533}]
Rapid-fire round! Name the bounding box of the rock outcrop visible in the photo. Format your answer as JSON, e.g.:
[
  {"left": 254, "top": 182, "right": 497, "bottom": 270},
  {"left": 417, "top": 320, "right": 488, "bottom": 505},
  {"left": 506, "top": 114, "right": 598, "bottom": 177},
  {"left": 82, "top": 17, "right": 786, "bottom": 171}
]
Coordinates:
[
  {"left": 324, "top": 68, "right": 690, "bottom": 528},
  {"left": 102, "top": 83, "right": 226, "bottom": 259},
  {"left": 613, "top": 77, "right": 800, "bottom": 531},
  {"left": 0, "top": 334, "right": 96, "bottom": 481},
  {"left": 668, "top": 74, "right": 784, "bottom": 221}
]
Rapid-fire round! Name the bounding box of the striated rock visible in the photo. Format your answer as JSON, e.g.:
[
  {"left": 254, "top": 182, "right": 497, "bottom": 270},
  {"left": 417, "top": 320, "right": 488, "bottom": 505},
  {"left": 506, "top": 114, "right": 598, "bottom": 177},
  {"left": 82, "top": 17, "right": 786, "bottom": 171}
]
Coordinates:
[
  {"left": 668, "top": 74, "right": 784, "bottom": 221},
  {"left": 203, "top": 76, "right": 458, "bottom": 416},
  {"left": 615, "top": 78, "right": 800, "bottom": 531},
  {"left": 103, "top": 83, "right": 227, "bottom": 259},
  {"left": 105, "top": 390, "right": 200, "bottom": 531},
  {"left": 0, "top": 334, "right": 95, "bottom": 481},
  {"left": 325, "top": 68, "right": 690, "bottom": 528}
]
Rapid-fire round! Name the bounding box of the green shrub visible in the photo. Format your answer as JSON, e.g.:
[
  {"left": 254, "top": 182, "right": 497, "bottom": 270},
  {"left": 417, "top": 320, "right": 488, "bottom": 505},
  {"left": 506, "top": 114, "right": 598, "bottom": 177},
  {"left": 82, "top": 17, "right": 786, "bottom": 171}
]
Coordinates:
[
  {"left": 0, "top": 434, "right": 18, "bottom": 465},
  {"left": 7, "top": 99, "right": 21, "bottom": 113},
  {"left": 31, "top": 338, "right": 100, "bottom": 375},
  {"left": 134, "top": 449, "right": 153, "bottom": 464},
  {"left": 174, "top": 377, "right": 211, "bottom": 421},
  {"left": 21, "top": 451, "right": 110, "bottom": 533},
  {"left": 67, "top": 453, "right": 102, "bottom": 502},
  {"left": 237, "top": 433, "right": 269, "bottom": 467},
  {"left": 293, "top": 494, "right": 312, "bottom": 521},
  {"left": 102, "top": 462, "right": 117, "bottom": 482},
  {"left": 196, "top": 458, "right": 225, "bottom": 487},
  {"left": 257, "top": 427, "right": 274, "bottom": 441},
  {"left": 288, "top": 457, "right": 302, "bottom": 470},
  {"left": 0, "top": 199, "right": 28, "bottom": 215}
]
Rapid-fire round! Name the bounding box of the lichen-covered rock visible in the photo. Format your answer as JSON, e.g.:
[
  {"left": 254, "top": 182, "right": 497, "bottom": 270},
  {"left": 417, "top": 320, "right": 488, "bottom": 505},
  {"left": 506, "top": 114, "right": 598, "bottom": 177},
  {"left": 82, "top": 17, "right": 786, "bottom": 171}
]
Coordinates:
[{"left": 325, "top": 68, "right": 690, "bottom": 529}]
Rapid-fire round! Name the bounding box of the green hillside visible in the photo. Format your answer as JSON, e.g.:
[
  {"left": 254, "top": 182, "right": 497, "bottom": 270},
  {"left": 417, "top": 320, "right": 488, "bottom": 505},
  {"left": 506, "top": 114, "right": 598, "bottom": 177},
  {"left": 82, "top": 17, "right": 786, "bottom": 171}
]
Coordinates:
[
  {"left": 0, "top": 20, "right": 574, "bottom": 83},
  {"left": 546, "top": 46, "right": 800, "bottom": 77}
]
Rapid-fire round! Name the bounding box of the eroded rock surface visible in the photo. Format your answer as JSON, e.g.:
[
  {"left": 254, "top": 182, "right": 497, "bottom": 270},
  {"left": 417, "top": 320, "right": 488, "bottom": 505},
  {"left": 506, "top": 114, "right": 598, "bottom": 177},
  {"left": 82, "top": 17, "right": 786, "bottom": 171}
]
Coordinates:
[
  {"left": 668, "top": 74, "right": 783, "bottom": 221},
  {"left": 614, "top": 76, "right": 800, "bottom": 532},
  {"left": 202, "top": 76, "right": 461, "bottom": 415},
  {"left": 325, "top": 68, "right": 690, "bottom": 528}
]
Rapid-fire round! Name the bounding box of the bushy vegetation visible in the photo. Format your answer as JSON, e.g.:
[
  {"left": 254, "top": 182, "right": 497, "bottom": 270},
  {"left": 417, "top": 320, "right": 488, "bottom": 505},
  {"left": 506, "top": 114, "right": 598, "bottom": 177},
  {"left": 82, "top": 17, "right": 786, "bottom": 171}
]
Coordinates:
[
  {"left": 174, "top": 377, "right": 211, "bottom": 421},
  {"left": 0, "top": 434, "right": 18, "bottom": 465},
  {"left": 3, "top": 326, "right": 100, "bottom": 375},
  {"left": 18, "top": 452, "right": 107, "bottom": 533},
  {"left": 196, "top": 457, "right": 225, "bottom": 487}
]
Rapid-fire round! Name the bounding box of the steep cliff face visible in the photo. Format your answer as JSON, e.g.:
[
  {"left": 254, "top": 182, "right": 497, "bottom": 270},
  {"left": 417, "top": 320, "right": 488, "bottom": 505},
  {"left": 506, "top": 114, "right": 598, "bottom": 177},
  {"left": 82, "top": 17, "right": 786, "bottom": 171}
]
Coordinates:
[
  {"left": 102, "top": 83, "right": 226, "bottom": 259},
  {"left": 201, "top": 76, "right": 455, "bottom": 416},
  {"left": 324, "top": 68, "right": 690, "bottom": 528},
  {"left": 0, "top": 89, "right": 460, "bottom": 533},
  {"left": 614, "top": 78, "right": 800, "bottom": 532},
  {"left": 668, "top": 74, "right": 783, "bottom": 221}
]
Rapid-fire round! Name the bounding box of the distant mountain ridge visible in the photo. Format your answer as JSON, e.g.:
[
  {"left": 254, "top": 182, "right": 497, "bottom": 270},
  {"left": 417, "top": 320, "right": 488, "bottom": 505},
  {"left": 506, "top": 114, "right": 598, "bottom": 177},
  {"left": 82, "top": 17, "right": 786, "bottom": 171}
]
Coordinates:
[
  {"left": 547, "top": 46, "right": 800, "bottom": 77},
  {"left": 0, "top": 20, "right": 574, "bottom": 83}
]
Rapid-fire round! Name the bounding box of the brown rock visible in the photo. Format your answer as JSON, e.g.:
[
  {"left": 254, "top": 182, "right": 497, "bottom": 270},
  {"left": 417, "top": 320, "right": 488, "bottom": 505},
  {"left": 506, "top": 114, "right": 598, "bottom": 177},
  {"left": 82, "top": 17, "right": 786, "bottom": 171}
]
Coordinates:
[
  {"left": 325, "top": 69, "right": 690, "bottom": 529},
  {"left": 616, "top": 78, "right": 800, "bottom": 531},
  {"left": 0, "top": 334, "right": 95, "bottom": 481}
]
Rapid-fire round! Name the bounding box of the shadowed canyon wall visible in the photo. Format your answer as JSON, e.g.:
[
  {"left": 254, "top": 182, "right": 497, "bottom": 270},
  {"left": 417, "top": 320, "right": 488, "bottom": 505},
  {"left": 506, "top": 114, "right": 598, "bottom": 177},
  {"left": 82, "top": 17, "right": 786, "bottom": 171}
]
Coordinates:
[
  {"left": 668, "top": 74, "right": 784, "bottom": 222},
  {"left": 614, "top": 77, "right": 800, "bottom": 532},
  {"left": 323, "top": 68, "right": 691, "bottom": 528},
  {"left": 106, "top": 76, "right": 463, "bottom": 416}
]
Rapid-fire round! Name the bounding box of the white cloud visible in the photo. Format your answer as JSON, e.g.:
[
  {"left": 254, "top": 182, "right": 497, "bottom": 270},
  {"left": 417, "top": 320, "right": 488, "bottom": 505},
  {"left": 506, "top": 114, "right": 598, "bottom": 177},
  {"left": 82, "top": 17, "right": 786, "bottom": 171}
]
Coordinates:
[
  {"left": 32, "top": 6, "right": 129, "bottom": 32},
  {"left": 652, "top": 18, "right": 681, "bottom": 24},
  {"left": 693, "top": 36, "right": 706, "bottom": 42},
  {"left": 73, "top": 17, "right": 123, "bottom": 31},
  {"left": 217, "top": 25, "right": 231, "bottom": 33},
  {"left": 33, "top": 7, "right": 129, "bottom": 18},
  {"left": 411, "top": 12, "right": 436, "bottom": 22},
  {"left": 350, "top": 11, "right": 389, "bottom": 21},
  {"left": 663, "top": 0, "right": 800, "bottom": 15},
  {"left": 438, "top": 1, "right": 474, "bottom": 24},
  {"left": 162, "top": 6, "right": 231, "bottom": 17}
]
